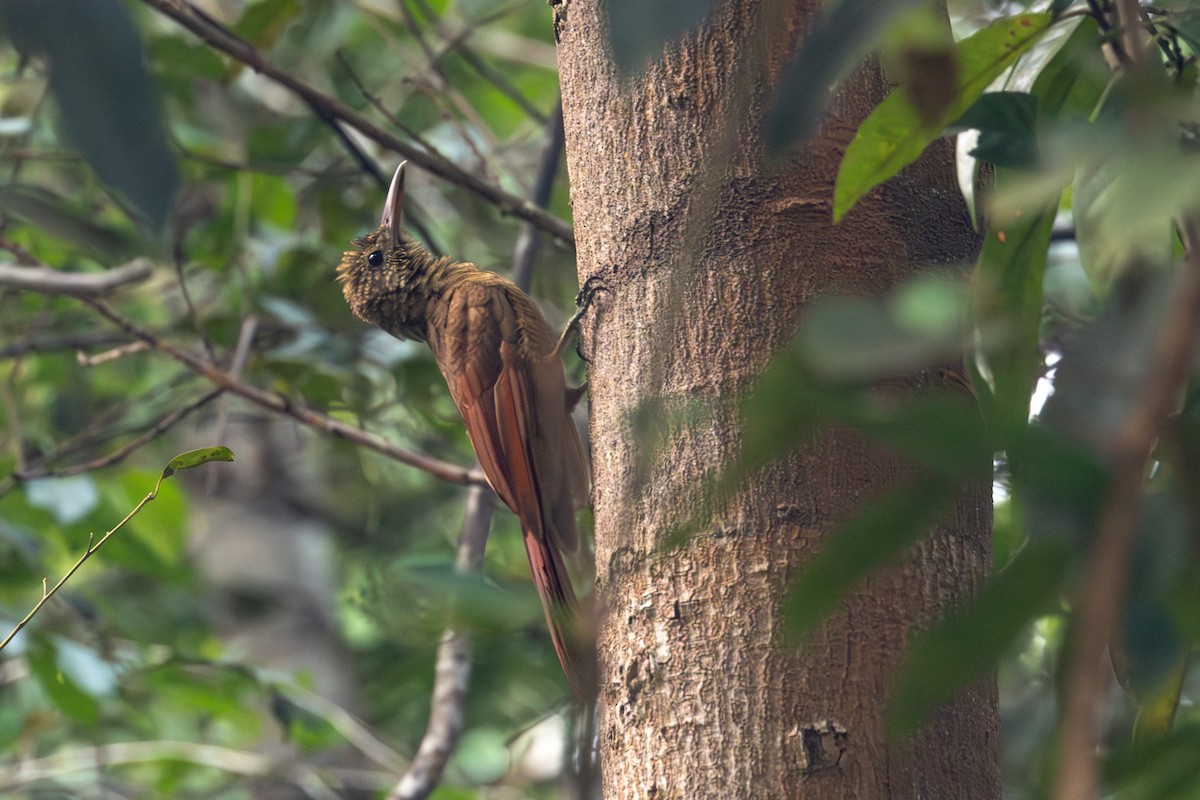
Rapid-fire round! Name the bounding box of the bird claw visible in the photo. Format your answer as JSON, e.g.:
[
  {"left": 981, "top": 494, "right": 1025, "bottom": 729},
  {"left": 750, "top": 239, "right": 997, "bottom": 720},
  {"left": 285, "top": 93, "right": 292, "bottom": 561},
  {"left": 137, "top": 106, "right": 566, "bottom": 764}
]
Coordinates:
[
  {"left": 555, "top": 276, "right": 609, "bottom": 359},
  {"left": 574, "top": 274, "right": 609, "bottom": 309}
]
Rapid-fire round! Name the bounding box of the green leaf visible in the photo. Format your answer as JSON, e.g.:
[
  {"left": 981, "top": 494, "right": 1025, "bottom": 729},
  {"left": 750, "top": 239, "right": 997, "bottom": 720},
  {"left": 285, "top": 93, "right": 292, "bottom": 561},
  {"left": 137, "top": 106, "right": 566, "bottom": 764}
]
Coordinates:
[
  {"left": 232, "top": 0, "right": 300, "bottom": 49},
  {"left": 796, "top": 274, "right": 968, "bottom": 383},
  {"left": 604, "top": 0, "right": 721, "bottom": 76},
  {"left": 971, "top": 180, "right": 1056, "bottom": 433},
  {"left": 970, "top": 18, "right": 1107, "bottom": 433},
  {"left": 0, "top": 0, "right": 179, "bottom": 230},
  {"left": 783, "top": 477, "right": 958, "bottom": 637},
  {"left": 1051, "top": 0, "right": 1078, "bottom": 16},
  {"left": 1105, "top": 723, "right": 1200, "bottom": 799},
  {"left": 952, "top": 92, "right": 1038, "bottom": 169},
  {"left": 162, "top": 446, "right": 235, "bottom": 479},
  {"left": 1030, "top": 17, "right": 1108, "bottom": 123},
  {"left": 0, "top": 184, "right": 134, "bottom": 260},
  {"left": 887, "top": 537, "right": 1070, "bottom": 736},
  {"left": 834, "top": 13, "right": 1053, "bottom": 221}
]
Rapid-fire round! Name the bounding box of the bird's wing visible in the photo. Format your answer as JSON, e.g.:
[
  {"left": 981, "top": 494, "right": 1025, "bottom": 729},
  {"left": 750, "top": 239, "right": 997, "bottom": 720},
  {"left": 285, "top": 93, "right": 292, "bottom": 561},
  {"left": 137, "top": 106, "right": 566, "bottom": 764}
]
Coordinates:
[{"left": 430, "top": 281, "right": 575, "bottom": 549}]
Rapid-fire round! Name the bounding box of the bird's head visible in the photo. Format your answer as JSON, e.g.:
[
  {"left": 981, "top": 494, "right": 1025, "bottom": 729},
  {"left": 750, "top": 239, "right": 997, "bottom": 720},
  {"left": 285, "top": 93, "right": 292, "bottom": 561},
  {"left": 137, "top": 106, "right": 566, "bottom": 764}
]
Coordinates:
[{"left": 337, "top": 162, "right": 430, "bottom": 330}]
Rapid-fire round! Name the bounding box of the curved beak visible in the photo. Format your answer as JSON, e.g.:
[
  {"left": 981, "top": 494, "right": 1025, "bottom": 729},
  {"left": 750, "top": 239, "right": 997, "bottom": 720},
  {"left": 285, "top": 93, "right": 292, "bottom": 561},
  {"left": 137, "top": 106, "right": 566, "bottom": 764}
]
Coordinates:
[{"left": 380, "top": 161, "right": 406, "bottom": 249}]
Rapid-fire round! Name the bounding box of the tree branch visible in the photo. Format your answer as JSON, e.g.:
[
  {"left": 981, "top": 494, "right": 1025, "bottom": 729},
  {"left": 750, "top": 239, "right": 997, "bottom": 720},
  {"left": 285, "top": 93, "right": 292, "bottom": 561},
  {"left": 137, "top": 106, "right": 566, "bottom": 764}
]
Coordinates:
[
  {"left": 389, "top": 483, "right": 494, "bottom": 800},
  {"left": 0, "top": 388, "right": 223, "bottom": 491},
  {"left": 76, "top": 295, "right": 486, "bottom": 487},
  {"left": 0, "top": 332, "right": 133, "bottom": 360},
  {"left": 1053, "top": 221, "right": 1200, "bottom": 800},
  {"left": 0, "top": 740, "right": 395, "bottom": 795},
  {"left": 0, "top": 259, "right": 152, "bottom": 296},
  {"left": 137, "top": 0, "right": 574, "bottom": 247}
]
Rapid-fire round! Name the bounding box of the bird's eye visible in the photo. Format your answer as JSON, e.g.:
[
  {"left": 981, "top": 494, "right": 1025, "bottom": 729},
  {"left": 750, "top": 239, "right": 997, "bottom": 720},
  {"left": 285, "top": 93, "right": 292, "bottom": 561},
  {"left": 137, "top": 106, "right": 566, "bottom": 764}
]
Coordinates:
[{"left": 367, "top": 250, "right": 383, "bottom": 267}]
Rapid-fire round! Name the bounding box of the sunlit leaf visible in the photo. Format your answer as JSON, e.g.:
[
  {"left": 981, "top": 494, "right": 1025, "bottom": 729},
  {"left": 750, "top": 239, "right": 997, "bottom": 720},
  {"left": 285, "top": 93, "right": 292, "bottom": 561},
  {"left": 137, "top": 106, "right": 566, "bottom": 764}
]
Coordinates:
[
  {"left": 888, "top": 537, "right": 1070, "bottom": 736},
  {"left": 834, "top": 13, "right": 1053, "bottom": 221}
]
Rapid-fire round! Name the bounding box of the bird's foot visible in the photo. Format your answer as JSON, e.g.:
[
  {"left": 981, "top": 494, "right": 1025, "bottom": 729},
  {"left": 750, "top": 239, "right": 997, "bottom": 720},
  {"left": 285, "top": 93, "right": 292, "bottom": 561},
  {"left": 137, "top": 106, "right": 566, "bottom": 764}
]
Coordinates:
[{"left": 554, "top": 276, "right": 609, "bottom": 358}]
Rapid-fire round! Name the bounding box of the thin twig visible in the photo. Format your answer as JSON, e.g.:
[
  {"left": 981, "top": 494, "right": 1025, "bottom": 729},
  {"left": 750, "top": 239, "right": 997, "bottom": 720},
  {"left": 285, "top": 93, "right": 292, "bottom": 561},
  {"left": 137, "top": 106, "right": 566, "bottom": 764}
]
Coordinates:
[
  {"left": 510, "top": 100, "right": 564, "bottom": 290},
  {"left": 411, "top": 0, "right": 548, "bottom": 125},
  {"left": 0, "top": 740, "right": 395, "bottom": 795},
  {"left": 1, "top": 389, "right": 223, "bottom": 489},
  {"left": 0, "top": 259, "right": 153, "bottom": 296},
  {"left": 0, "top": 466, "right": 176, "bottom": 651},
  {"left": 76, "top": 341, "right": 151, "bottom": 366},
  {"left": 1052, "top": 221, "right": 1200, "bottom": 800},
  {"left": 171, "top": 242, "right": 216, "bottom": 362},
  {"left": 77, "top": 296, "right": 485, "bottom": 487},
  {"left": 281, "top": 682, "right": 408, "bottom": 774},
  {"left": 0, "top": 332, "right": 132, "bottom": 360},
  {"left": 137, "top": 0, "right": 574, "bottom": 246}
]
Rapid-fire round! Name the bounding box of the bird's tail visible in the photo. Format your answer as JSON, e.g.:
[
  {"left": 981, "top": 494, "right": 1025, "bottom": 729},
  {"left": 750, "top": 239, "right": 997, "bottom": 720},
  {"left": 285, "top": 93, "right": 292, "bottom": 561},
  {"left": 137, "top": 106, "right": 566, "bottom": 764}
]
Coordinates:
[{"left": 521, "top": 527, "right": 593, "bottom": 701}]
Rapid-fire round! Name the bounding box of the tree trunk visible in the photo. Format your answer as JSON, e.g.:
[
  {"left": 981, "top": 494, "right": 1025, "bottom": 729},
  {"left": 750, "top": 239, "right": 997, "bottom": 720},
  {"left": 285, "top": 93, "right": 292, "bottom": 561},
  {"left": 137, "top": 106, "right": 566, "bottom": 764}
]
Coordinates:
[{"left": 555, "top": 1, "right": 999, "bottom": 798}]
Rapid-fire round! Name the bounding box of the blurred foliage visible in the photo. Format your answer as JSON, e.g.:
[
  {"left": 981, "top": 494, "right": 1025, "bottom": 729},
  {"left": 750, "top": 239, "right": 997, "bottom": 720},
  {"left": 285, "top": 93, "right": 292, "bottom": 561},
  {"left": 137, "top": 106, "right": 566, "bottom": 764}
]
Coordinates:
[
  {"left": 746, "top": 0, "right": 1200, "bottom": 798},
  {"left": 0, "top": 0, "right": 576, "bottom": 797},
  {"left": 2, "top": 1, "right": 1200, "bottom": 799}
]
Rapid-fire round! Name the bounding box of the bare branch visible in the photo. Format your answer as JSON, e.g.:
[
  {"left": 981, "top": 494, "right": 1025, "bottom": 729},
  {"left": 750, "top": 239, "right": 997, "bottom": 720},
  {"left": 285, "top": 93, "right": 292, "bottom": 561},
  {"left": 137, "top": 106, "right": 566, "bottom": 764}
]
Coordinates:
[
  {"left": 1053, "top": 221, "right": 1200, "bottom": 800},
  {"left": 2, "top": 388, "right": 223, "bottom": 489},
  {"left": 0, "top": 332, "right": 133, "bottom": 360},
  {"left": 137, "top": 0, "right": 574, "bottom": 247},
  {"left": 389, "top": 483, "right": 495, "bottom": 800},
  {"left": 0, "top": 258, "right": 152, "bottom": 296},
  {"left": 77, "top": 296, "right": 486, "bottom": 487}
]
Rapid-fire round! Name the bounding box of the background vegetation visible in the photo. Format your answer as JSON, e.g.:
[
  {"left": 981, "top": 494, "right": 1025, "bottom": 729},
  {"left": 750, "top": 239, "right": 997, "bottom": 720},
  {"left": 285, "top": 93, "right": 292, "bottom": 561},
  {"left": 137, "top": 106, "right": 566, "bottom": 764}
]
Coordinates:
[{"left": 1, "top": 1, "right": 1200, "bottom": 798}]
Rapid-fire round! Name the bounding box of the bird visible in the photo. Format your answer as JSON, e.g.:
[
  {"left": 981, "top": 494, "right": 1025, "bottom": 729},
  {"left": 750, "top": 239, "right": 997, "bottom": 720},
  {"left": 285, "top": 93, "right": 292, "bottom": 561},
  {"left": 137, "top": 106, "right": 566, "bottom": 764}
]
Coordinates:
[{"left": 337, "top": 163, "right": 591, "bottom": 698}]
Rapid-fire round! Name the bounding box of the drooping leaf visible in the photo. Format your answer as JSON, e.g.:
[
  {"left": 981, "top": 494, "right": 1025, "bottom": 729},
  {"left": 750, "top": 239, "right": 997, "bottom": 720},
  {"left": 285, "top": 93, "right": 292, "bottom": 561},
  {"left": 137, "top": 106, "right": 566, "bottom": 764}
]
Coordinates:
[
  {"left": 970, "top": 17, "right": 1108, "bottom": 434},
  {"left": 888, "top": 537, "right": 1071, "bottom": 736},
  {"left": 604, "top": 0, "right": 722, "bottom": 76},
  {"left": 834, "top": 13, "right": 1053, "bottom": 221},
  {"left": 162, "top": 446, "right": 235, "bottom": 479},
  {"left": 971, "top": 182, "right": 1056, "bottom": 433},
  {"left": 0, "top": 0, "right": 179, "bottom": 230},
  {"left": 1029, "top": 16, "right": 1108, "bottom": 124},
  {"left": 952, "top": 91, "right": 1039, "bottom": 169}
]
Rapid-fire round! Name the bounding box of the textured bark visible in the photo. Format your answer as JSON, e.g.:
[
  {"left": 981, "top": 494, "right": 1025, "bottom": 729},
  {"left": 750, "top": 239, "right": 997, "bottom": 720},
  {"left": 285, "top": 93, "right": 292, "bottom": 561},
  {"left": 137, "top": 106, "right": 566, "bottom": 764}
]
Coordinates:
[{"left": 555, "top": 1, "right": 998, "bottom": 798}]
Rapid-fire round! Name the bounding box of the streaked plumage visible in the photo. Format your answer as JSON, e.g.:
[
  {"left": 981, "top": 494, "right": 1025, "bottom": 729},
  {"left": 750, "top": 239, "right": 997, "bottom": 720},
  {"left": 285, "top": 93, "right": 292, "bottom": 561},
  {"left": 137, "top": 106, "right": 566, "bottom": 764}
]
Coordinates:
[{"left": 337, "top": 164, "right": 590, "bottom": 697}]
